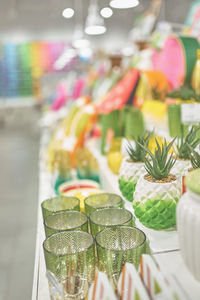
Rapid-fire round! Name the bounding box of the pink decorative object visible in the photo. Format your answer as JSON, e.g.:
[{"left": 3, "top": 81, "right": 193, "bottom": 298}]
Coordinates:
[
  {"left": 72, "top": 78, "right": 85, "bottom": 99},
  {"left": 51, "top": 84, "right": 67, "bottom": 111},
  {"left": 152, "top": 37, "right": 185, "bottom": 89}
]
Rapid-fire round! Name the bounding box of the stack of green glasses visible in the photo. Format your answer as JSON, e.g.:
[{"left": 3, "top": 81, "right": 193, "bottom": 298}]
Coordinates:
[{"left": 41, "top": 193, "right": 149, "bottom": 298}]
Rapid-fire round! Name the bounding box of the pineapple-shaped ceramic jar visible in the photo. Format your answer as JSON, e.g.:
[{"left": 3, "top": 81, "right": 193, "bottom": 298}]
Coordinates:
[
  {"left": 177, "top": 168, "right": 200, "bottom": 280},
  {"left": 133, "top": 138, "right": 182, "bottom": 230},
  {"left": 119, "top": 157, "right": 145, "bottom": 202},
  {"left": 172, "top": 126, "right": 200, "bottom": 177},
  {"left": 118, "top": 132, "right": 152, "bottom": 202}
]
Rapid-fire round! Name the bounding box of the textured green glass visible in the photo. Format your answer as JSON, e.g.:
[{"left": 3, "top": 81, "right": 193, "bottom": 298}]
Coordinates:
[
  {"left": 44, "top": 211, "right": 88, "bottom": 238},
  {"left": 133, "top": 198, "right": 178, "bottom": 230},
  {"left": 96, "top": 226, "right": 148, "bottom": 288},
  {"left": 90, "top": 208, "right": 135, "bottom": 237},
  {"left": 41, "top": 196, "right": 80, "bottom": 220},
  {"left": 118, "top": 177, "right": 137, "bottom": 202},
  {"left": 43, "top": 231, "right": 95, "bottom": 298},
  {"left": 85, "top": 193, "right": 124, "bottom": 216}
]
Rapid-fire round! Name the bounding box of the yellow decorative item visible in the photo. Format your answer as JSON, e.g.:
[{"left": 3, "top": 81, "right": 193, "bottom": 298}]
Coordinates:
[
  {"left": 148, "top": 134, "right": 174, "bottom": 154},
  {"left": 107, "top": 152, "right": 123, "bottom": 174},
  {"left": 107, "top": 137, "right": 124, "bottom": 174},
  {"left": 191, "top": 49, "right": 200, "bottom": 95},
  {"left": 142, "top": 100, "right": 167, "bottom": 121}
]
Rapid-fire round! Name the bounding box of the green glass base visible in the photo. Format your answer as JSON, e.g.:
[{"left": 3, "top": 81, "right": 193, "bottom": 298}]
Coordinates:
[
  {"left": 133, "top": 198, "right": 178, "bottom": 230},
  {"left": 118, "top": 177, "right": 137, "bottom": 202}
]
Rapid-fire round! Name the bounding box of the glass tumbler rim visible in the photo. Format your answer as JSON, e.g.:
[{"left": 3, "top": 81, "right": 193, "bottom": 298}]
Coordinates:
[
  {"left": 41, "top": 196, "right": 80, "bottom": 213},
  {"left": 84, "top": 193, "right": 123, "bottom": 208},
  {"left": 95, "top": 226, "right": 146, "bottom": 252},
  {"left": 89, "top": 207, "right": 133, "bottom": 227},
  {"left": 44, "top": 210, "right": 88, "bottom": 231},
  {"left": 43, "top": 230, "right": 95, "bottom": 256}
]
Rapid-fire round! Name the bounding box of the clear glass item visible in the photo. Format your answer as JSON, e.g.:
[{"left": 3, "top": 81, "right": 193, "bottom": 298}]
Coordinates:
[
  {"left": 41, "top": 196, "right": 80, "bottom": 220},
  {"left": 43, "top": 231, "right": 95, "bottom": 299},
  {"left": 44, "top": 211, "right": 88, "bottom": 237},
  {"left": 84, "top": 193, "right": 124, "bottom": 216},
  {"left": 89, "top": 207, "right": 135, "bottom": 237},
  {"left": 96, "top": 226, "right": 148, "bottom": 288}
]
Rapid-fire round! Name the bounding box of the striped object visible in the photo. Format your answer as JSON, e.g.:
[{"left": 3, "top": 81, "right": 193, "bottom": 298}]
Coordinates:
[
  {"left": 118, "top": 263, "right": 150, "bottom": 300},
  {"left": 88, "top": 272, "right": 117, "bottom": 300}
]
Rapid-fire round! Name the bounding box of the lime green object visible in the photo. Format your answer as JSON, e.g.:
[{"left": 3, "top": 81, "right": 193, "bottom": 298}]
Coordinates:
[
  {"left": 185, "top": 168, "right": 200, "bottom": 195},
  {"left": 133, "top": 198, "right": 178, "bottom": 230},
  {"left": 168, "top": 104, "right": 189, "bottom": 137},
  {"left": 43, "top": 231, "right": 95, "bottom": 290},
  {"left": 100, "top": 110, "right": 123, "bottom": 154},
  {"left": 89, "top": 208, "right": 135, "bottom": 237},
  {"left": 124, "top": 106, "right": 145, "bottom": 139},
  {"left": 100, "top": 106, "right": 145, "bottom": 154},
  {"left": 44, "top": 211, "right": 88, "bottom": 238},
  {"left": 96, "top": 226, "right": 148, "bottom": 286},
  {"left": 118, "top": 177, "right": 137, "bottom": 202},
  {"left": 75, "top": 113, "right": 90, "bottom": 137}
]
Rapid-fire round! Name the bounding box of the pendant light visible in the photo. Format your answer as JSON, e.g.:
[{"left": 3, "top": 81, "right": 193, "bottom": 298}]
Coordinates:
[
  {"left": 110, "top": 0, "right": 139, "bottom": 9},
  {"left": 73, "top": 0, "right": 90, "bottom": 49},
  {"left": 85, "top": 0, "right": 107, "bottom": 35}
]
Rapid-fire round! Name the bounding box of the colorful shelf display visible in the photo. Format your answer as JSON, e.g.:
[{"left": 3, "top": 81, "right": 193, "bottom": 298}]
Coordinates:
[{"left": 0, "top": 42, "right": 67, "bottom": 98}]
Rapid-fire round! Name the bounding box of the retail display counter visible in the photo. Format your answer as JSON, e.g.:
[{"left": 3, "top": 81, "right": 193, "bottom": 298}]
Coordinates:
[{"left": 32, "top": 130, "right": 200, "bottom": 300}]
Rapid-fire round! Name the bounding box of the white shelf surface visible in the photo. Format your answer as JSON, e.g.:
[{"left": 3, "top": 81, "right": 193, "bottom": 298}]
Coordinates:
[{"left": 32, "top": 136, "right": 200, "bottom": 300}]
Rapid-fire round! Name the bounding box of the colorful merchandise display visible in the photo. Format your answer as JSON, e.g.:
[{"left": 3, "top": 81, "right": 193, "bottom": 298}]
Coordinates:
[{"left": 33, "top": 20, "right": 200, "bottom": 300}]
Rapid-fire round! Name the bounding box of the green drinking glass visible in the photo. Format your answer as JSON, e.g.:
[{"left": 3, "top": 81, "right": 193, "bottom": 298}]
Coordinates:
[
  {"left": 43, "top": 231, "right": 95, "bottom": 299},
  {"left": 41, "top": 196, "right": 80, "bottom": 220},
  {"left": 96, "top": 226, "right": 148, "bottom": 288},
  {"left": 44, "top": 211, "right": 88, "bottom": 238},
  {"left": 84, "top": 193, "right": 124, "bottom": 216},
  {"left": 89, "top": 208, "right": 135, "bottom": 237}
]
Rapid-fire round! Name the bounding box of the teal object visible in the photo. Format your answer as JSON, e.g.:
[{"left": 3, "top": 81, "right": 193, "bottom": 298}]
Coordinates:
[{"left": 55, "top": 175, "right": 71, "bottom": 195}]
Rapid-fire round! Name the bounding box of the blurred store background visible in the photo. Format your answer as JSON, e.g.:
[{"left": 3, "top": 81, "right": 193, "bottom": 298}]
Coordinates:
[{"left": 0, "top": 0, "right": 199, "bottom": 300}]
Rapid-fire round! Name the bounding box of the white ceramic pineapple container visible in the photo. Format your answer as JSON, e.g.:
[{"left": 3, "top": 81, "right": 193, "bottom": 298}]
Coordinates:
[
  {"left": 118, "top": 157, "right": 146, "bottom": 202},
  {"left": 172, "top": 158, "right": 192, "bottom": 177},
  {"left": 133, "top": 175, "right": 182, "bottom": 230},
  {"left": 177, "top": 168, "right": 200, "bottom": 280}
]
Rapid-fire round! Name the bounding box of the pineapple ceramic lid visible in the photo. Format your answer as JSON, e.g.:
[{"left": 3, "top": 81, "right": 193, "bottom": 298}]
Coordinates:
[{"left": 185, "top": 169, "right": 200, "bottom": 195}]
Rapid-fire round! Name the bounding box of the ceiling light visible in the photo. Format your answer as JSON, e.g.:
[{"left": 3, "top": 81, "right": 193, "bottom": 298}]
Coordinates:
[
  {"left": 73, "top": 39, "right": 90, "bottom": 49},
  {"left": 85, "top": 25, "right": 106, "bottom": 35},
  {"left": 62, "top": 8, "right": 74, "bottom": 19},
  {"left": 100, "top": 7, "right": 113, "bottom": 18},
  {"left": 110, "top": 0, "right": 139, "bottom": 9},
  {"left": 85, "top": 0, "right": 107, "bottom": 35},
  {"left": 73, "top": 24, "right": 90, "bottom": 49}
]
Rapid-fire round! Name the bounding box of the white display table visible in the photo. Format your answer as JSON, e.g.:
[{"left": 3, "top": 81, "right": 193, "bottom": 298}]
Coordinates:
[{"left": 32, "top": 135, "right": 200, "bottom": 300}]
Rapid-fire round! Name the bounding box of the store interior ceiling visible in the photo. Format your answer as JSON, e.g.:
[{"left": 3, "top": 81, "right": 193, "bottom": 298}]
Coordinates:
[{"left": 0, "top": 0, "right": 193, "bottom": 50}]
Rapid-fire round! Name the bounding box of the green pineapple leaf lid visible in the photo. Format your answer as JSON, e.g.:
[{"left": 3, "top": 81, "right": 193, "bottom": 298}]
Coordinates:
[{"left": 185, "top": 168, "right": 200, "bottom": 195}]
